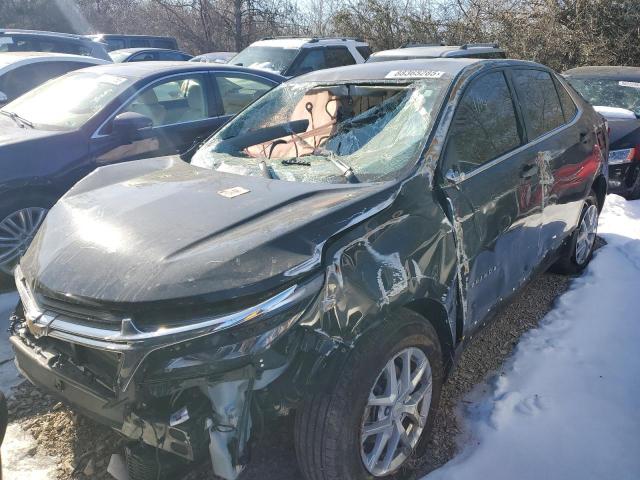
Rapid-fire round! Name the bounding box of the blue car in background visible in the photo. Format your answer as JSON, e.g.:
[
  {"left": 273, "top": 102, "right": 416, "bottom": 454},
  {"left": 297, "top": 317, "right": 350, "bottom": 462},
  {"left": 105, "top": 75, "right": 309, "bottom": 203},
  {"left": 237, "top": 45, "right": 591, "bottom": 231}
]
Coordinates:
[{"left": 0, "top": 61, "right": 283, "bottom": 274}]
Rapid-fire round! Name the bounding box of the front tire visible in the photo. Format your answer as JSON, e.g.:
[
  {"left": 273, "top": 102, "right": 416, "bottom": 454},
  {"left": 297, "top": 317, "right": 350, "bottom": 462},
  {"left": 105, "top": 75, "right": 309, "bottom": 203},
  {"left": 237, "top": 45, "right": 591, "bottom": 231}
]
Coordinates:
[
  {"left": 0, "top": 206, "right": 48, "bottom": 276},
  {"left": 552, "top": 191, "right": 599, "bottom": 275},
  {"left": 295, "top": 312, "right": 443, "bottom": 480}
]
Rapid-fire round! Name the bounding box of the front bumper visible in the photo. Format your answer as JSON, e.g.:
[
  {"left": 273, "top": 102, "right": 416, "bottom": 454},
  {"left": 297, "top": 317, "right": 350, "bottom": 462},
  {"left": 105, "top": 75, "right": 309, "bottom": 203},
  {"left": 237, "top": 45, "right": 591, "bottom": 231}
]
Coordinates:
[
  {"left": 11, "top": 329, "right": 207, "bottom": 461},
  {"left": 11, "top": 332, "right": 125, "bottom": 426},
  {"left": 10, "top": 269, "right": 323, "bottom": 474}
]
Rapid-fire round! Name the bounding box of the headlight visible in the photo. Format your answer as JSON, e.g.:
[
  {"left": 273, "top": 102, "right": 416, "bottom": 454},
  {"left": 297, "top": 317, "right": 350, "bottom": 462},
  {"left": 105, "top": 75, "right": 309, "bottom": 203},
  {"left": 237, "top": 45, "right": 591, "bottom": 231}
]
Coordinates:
[
  {"left": 143, "top": 274, "right": 324, "bottom": 383},
  {"left": 608, "top": 148, "right": 636, "bottom": 165}
]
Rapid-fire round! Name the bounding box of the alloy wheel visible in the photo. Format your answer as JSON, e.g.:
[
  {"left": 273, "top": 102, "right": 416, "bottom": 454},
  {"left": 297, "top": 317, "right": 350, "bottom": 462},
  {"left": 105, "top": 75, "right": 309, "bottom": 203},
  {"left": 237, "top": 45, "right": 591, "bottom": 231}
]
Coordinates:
[
  {"left": 575, "top": 204, "right": 598, "bottom": 265},
  {"left": 360, "top": 347, "right": 433, "bottom": 477},
  {"left": 0, "top": 207, "right": 48, "bottom": 274}
]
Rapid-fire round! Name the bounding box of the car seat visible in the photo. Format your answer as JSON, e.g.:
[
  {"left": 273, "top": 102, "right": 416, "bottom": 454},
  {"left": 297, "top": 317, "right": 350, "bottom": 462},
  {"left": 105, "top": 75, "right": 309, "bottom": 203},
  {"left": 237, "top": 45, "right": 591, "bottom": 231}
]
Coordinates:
[{"left": 129, "top": 89, "right": 166, "bottom": 126}]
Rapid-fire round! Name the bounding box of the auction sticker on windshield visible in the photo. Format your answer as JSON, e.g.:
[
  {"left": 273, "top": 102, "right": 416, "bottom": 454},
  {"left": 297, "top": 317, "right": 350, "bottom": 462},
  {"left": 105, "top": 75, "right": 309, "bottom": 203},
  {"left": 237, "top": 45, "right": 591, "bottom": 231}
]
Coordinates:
[
  {"left": 619, "top": 81, "right": 640, "bottom": 89},
  {"left": 385, "top": 70, "right": 445, "bottom": 79}
]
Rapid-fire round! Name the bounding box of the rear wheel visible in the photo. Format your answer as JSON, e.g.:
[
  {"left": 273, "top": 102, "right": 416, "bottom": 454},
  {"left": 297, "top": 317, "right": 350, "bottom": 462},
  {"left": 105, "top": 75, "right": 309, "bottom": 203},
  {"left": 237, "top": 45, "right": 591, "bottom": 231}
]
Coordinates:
[
  {"left": 552, "top": 191, "right": 598, "bottom": 275},
  {"left": 295, "top": 312, "right": 443, "bottom": 480}
]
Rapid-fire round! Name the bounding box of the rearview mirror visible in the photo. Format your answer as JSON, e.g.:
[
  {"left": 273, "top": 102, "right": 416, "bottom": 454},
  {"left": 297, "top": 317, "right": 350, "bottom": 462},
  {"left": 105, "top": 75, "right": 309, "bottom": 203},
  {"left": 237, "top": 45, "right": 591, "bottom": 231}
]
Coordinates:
[
  {"left": 0, "top": 91, "right": 8, "bottom": 106},
  {"left": 112, "top": 112, "right": 152, "bottom": 141}
]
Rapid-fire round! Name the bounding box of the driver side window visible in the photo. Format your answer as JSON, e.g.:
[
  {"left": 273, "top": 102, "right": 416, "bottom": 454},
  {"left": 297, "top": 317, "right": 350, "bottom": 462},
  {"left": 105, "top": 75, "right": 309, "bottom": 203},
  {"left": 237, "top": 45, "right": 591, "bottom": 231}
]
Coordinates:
[
  {"left": 123, "top": 75, "right": 208, "bottom": 127},
  {"left": 444, "top": 71, "right": 521, "bottom": 174}
]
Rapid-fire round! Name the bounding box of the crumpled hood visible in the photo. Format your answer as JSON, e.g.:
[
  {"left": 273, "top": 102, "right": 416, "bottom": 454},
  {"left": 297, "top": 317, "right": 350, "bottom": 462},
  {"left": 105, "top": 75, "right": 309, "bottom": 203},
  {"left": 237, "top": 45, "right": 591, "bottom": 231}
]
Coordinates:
[{"left": 22, "top": 156, "right": 396, "bottom": 307}]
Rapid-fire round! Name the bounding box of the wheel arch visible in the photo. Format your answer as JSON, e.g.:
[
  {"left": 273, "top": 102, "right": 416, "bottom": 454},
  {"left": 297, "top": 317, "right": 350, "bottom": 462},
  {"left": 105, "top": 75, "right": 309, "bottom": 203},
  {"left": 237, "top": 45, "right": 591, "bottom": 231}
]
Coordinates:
[
  {"left": 592, "top": 174, "right": 607, "bottom": 212},
  {"left": 0, "top": 186, "right": 59, "bottom": 220},
  {"left": 403, "top": 298, "right": 456, "bottom": 371}
]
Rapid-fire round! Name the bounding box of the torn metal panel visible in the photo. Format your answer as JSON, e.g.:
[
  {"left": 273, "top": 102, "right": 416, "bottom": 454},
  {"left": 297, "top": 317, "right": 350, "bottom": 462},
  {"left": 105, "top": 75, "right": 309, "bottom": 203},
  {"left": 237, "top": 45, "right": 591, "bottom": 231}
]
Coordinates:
[{"left": 204, "top": 379, "right": 251, "bottom": 480}]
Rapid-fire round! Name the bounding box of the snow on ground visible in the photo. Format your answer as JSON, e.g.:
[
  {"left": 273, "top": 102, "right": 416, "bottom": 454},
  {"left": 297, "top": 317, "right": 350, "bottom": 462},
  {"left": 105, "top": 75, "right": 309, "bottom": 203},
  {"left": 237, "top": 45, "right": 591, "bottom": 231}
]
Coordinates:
[
  {"left": 1, "top": 291, "right": 59, "bottom": 480},
  {"left": 425, "top": 195, "right": 640, "bottom": 480},
  {"left": 1, "top": 424, "right": 59, "bottom": 480}
]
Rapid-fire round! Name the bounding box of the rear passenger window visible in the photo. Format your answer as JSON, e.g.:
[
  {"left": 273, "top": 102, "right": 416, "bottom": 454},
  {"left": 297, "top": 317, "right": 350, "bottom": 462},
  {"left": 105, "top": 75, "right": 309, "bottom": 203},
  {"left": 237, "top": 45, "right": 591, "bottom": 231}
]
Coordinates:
[
  {"left": 512, "top": 69, "right": 565, "bottom": 140},
  {"left": 215, "top": 75, "right": 274, "bottom": 115},
  {"left": 130, "top": 39, "right": 150, "bottom": 48},
  {"left": 555, "top": 78, "right": 578, "bottom": 122},
  {"left": 159, "top": 51, "right": 186, "bottom": 61},
  {"left": 325, "top": 47, "right": 356, "bottom": 68},
  {"left": 154, "top": 40, "right": 175, "bottom": 49},
  {"left": 445, "top": 71, "right": 521, "bottom": 174},
  {"left": 106, "top": 39, "right": 126, "bottom": 50},
  {"left": 356, "top": 46, "right": 373, "bottom": 60}
]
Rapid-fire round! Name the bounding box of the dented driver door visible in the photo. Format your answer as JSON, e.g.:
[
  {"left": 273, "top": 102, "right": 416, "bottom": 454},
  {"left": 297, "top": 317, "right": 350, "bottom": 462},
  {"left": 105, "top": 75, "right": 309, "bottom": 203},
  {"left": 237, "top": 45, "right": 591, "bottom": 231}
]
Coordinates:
[{"left": 439, "top": 70, "right": 543, "bottom": 333}]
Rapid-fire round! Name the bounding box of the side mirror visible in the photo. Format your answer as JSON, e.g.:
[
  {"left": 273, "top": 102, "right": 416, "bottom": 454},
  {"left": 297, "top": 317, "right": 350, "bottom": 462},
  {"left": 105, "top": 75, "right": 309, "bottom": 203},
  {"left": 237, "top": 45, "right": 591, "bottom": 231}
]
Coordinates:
[
  {"left": 0, "top": 91, "right": 8, "bottom": 107},
  {"left": 111, "top": 112, "right": 152, "bottom": 141}
]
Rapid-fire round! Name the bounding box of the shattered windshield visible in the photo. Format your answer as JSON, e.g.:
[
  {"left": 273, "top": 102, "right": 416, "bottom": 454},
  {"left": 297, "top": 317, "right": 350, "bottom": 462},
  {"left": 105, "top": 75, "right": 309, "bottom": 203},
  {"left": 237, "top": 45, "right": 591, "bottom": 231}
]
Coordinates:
[
  {"left": 568, "top": 78, "right": 640, "bottom": 116},
  {"left": 191, "top": 79, "right": 449, "bottom": 184},
  {"left": 230, "top": 46, "right": 299, "bottom": 74}
]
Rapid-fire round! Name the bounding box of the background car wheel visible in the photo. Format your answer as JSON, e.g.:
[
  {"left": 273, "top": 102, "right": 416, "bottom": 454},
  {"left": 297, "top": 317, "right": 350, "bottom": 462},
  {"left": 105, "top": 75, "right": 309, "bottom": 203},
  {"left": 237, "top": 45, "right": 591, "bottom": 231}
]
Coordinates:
[
  {"left": 551, "top": 190, "right": 599, "bottom": 275},
  {"left": 0, "top": 206, "right": 49, "bottom": 276},
  {"left": 294, "top": 311, "right": 443, "bottom": 480}
]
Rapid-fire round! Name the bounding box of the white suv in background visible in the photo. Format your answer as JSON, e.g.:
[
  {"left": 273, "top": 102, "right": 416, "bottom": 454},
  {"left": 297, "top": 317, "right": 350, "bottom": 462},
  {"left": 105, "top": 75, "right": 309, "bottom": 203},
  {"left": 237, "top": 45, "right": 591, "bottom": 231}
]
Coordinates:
[{"left": 228, "top": 37, "right": 372, "bottom": 77}]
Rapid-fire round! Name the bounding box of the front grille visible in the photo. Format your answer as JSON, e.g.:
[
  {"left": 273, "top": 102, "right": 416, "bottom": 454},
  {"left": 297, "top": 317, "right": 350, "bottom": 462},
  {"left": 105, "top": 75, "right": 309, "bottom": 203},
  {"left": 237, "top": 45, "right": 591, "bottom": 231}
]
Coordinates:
[
  {"left": 47, "top": 336, "right": 121, "bottom": 393},
  {"left": 35, "top": 291, "right": 124, "bottom": 330}
]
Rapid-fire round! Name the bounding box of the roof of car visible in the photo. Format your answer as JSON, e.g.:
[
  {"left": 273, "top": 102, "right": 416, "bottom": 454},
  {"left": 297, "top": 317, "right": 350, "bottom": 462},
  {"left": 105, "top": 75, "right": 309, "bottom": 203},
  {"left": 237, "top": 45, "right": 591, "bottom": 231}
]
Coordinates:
[
  {"left": 0, "top": 51, "right": 103, "bottom": 61},
  {"left": 87, "top": 34, "right": 176, "bottom": 40},
  {"left": 250, "top": 37, "right": 367, "bottom": 49},
  {"left": 110, "top": 48, "right": 186, "bottom": 54},
  {"left": 369, "top": 44, "right": 506, "bottom": 60},
  {"left": 291, "top": 58, "right": 538, "bottom": 83},
  {"left": 0, "top": 52, "right": 107, "bottom": 70},
  {"left": 0, "top": 29, "right": 93, "bottom": 42},
  {"left": 563, "top": 66, "right": 640, "bottom": 81},
  {"left": 77, "top": 61, "right": 285, "bottom": 82}
]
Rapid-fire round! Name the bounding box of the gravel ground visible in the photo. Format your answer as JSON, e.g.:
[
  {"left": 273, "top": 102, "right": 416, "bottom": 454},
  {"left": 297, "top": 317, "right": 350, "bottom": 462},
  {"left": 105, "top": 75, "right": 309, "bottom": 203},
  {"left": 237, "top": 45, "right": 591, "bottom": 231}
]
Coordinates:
[{"left": 6, "top": 268, "right": 576, "bottom": 480}]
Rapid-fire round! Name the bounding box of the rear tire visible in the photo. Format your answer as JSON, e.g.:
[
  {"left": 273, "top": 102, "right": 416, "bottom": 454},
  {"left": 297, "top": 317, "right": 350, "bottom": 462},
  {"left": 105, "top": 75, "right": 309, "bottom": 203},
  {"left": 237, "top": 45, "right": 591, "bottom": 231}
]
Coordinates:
[
  {"left": 294, "top": 311, "right": 443, "bottom": 480},
  {"left": 551, "top": 190, "right": 598, "bottom": 275}
]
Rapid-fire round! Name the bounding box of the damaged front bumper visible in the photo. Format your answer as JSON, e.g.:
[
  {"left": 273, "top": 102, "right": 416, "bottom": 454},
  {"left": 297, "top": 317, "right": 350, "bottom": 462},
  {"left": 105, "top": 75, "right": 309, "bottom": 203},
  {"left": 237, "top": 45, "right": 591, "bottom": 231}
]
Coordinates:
[{"left": 10, "top": 266, "right": 323, "bottom": 479}]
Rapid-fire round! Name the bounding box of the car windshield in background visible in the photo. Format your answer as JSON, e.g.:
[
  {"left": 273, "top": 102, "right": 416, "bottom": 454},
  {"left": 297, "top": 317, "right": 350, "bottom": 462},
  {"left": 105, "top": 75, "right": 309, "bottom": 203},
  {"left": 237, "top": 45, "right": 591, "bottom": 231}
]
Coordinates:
[
  {"left": 191, "top": 79, "right": 449, "bottom": 183},
  {"left": 230, "top": 46, "right": 299, "bottom": 74},
  {"left": 0, "top": 71, "right": 132, "bottom": 130},
  {"left": 108, "top": 50, "right": 131, "bottom": 62},
  {"left": 568, "top": 78, "right": 640, "bottom": 116}
]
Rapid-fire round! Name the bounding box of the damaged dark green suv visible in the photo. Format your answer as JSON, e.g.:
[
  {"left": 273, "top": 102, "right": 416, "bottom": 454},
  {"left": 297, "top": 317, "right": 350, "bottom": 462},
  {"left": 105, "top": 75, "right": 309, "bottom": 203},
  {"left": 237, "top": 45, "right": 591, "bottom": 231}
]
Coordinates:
[{"left": 10, "top": 58, "right": 607, "bottom": 480}]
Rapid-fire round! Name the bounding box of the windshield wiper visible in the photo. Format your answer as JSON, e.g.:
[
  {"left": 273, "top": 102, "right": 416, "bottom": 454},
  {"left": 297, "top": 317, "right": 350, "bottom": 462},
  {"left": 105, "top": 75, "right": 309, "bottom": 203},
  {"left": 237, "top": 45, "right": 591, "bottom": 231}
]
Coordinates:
[
  {"left": 0, "top": 110, "right": 34, "bottom": 129},
  {"left": 327, "top": 155, "right": 359, "bottom": 184}
]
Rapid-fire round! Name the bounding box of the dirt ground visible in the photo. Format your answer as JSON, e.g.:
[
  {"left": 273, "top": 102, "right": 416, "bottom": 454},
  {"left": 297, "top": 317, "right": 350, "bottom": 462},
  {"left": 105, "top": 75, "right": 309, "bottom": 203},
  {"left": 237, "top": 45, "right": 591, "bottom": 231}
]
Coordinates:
[{"left": 6, "top": 270, "right": 573, "bottom": 480}]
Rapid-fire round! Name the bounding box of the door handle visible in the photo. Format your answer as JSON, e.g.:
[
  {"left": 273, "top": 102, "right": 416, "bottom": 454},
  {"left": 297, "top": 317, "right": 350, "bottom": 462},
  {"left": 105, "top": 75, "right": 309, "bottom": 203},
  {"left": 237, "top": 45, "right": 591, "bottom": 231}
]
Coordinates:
[{"left": 520, "top": 163, "right": 539, "bottom": 178}]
